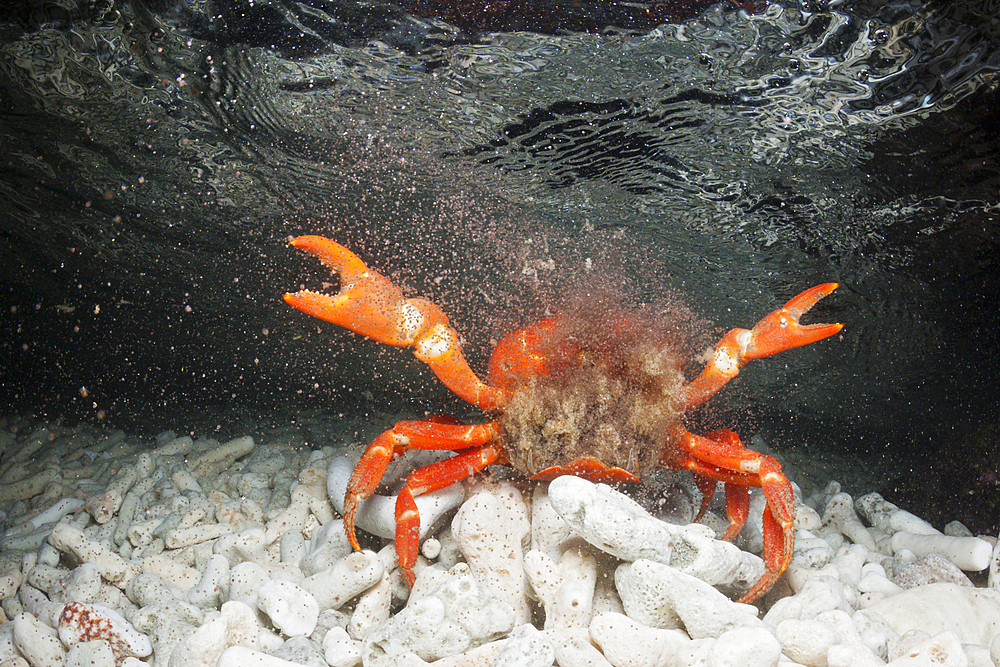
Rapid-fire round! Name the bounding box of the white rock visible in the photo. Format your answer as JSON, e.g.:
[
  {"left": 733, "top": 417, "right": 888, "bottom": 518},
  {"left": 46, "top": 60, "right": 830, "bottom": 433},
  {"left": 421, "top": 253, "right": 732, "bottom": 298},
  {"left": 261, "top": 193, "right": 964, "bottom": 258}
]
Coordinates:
[
  {"left": 588, "top": 612, "right": 688, "bottom": 667},
  {"left": 776, "top": 617, "right": 839, "bottom": 666},
  {"left": 421, "top": 538, "right": 441, "bottom": 560},
  {"left": 301, "top": 550, "right": 384, "bottom": 611},
  {"left": 867, "top": 583, "right": 1000, "bottom": 647},
  {"left": 821, "top": 609, "right": 885, "bottom": 667},
  {"left": 409, "top": 565, "right": 454, "bottom": 604},
  {"left": 547, "top": 476, "right": 674, "bottom": 563},
  {"left": 792, "top": 532, "right": 835, "bottom": 570},
  {"left": 523, "top": 547, "right": 597, "bottom": 629},
  {"left": 963, "top": 643, "right": 992, "bottom": 667},
  {"left": 269, "top": 635, "right": 326, "bottom": 665},
  {"left": 796, "top": 504, "right": 822, "bottom": 531},
  {"left": 762, "top": 575, "right": 852, "bottom": 625},
  {"left": 451, "top": 482, "right": 531, "bottom": 625},
  {"left": 299, "top": 522, "right": 352, "bottom": 577},
  {"left": 552, "top": 634, "right": 613, "bottom": 667},
  {"left": 164, "top": 523, "right": 233, "bottom": 549},
  {"left": 362, "top": 570, "right": 515, "bottom": 667},
  {"left": 257, "top": 580, "right": 319, "bottom": 636},
  {"left": 263, "top": 485, "right": 313, "bottom": 545},
  {"left": 167, "top": 616, "right": 228, "bottom": 667},
  {"left": 347, "top": 569, "right": 392, "bottom": 640},
  {"left": 830, "top": 543, "right": 868, "bottom": 589},
  {"left": 853, "top": 608, "right": 900, "bottom": 661},
  {"left": 673, "top": 637, "right": 714, "bottom": 667},
  {"left": 171, "top": 468, "right": 203, "bottom": 494},
  {"left": 233, "top": 528, "right": 269, "bottom": 564},
  {"left": 822, "top": 493, "right": 877, "bottom": 552},
  {"left": 413, "top": 628, "right": 585, "bottom": 667},
  {"left": 64, "top": 640, "right": 115, "bottom": 667},
  {"left": 323, "top": 627, "right": 363, "bottom": 667},
  {"left": 62, "top": 563, "right": 103, "bottom": 604},
  {"left": 0, "top": 623, "right": 22, "bottom": 662},
  {"left": 225, "top": 562, "right": 271, "bottom": 608},
  {"left": 893, "top": 552, "right": 974, "bottom": 588},
  {"left": 126, "top": 605, "right": 200, "bottom": 665},
  {"left": 47, "top": 523, "right": 137, "bottom": 588},
  {"left": 708, "top": 626, "right": 782, "bottom": 667},
  {"left": 492, "top": 624, "right": 555, "bottom": 667},
  {"left": 280, "top": 530, "right": 307, "bottom": 565},
  {"left": 615, "top": 559, "right": 761, "bottom": 638},
  {"left": 856, "top": 493, "right": 939, "bottom": 536},
  {"left": 326, "top": 456, "right": 466, "bottom": 541},
  {"left": 12, "top": 612, "right": 65, "bottom": 667},
  {"left": 216, "top": 645, "right": 314, "bottom": 667},
  {"left": 141, "top": 554, "right": 201, "bottom": 593},
  {"left": 530, "top": 484, "right": 577, "bottom": 561},
  {"left": 187, "top": 436, "right": 255, "bottom": 479},
  {"left": 988, "top": 539, "right": 1000, "bottom": 590},
  {"left": 887, "top": 630, "right": 968, "bottom": 667},
  {"left": 219, "top": 600, "right": 260, "bottom": 650},
  {"left": 857, "top": 568, "right": 904, "bottom": 608},
  {"left": 24, "top": 498, "right": 85, "bottom": 531},
  {"left": 0, "top": 568, "right": 21, "bottom": 601},
  {"left": 548, "top": 476, "right": 763, "bottom": 592},
  {"left": 890, "top": 532, "right": 993, "bottom": 571},
  {"left": 188, "top": 554, "right": 230, "bottom": 609}
]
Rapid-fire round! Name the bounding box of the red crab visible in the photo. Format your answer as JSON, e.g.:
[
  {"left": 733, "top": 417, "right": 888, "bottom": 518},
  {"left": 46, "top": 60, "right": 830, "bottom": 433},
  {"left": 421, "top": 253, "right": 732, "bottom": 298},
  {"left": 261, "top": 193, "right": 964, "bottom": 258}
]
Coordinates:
[{"left": 284, "top": 235, "right": 843, "bottom": 602}]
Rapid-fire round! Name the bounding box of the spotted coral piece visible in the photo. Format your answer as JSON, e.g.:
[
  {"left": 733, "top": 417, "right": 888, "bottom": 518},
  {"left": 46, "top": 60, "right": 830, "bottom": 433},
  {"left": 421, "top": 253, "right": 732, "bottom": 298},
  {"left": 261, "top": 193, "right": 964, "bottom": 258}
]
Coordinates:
[{"left": 58, "top": 601, "right": 152, "bottom": 662}]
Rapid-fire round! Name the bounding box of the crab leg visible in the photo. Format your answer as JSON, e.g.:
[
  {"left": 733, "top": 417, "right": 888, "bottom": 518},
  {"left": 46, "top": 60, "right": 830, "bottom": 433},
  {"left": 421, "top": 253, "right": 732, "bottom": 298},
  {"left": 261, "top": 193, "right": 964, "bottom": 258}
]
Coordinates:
[
  {"left": 394, "top": 442, "right": 505, "bottom": 584},
  {"left": 690, "top": 429, "right": 750, "bottom": 541},
  {"left": 667, "top": 426, "right": 795, "bottom": 604},
  {"left": 693, "top": 475, "right": 750, "bottom": 542},
  {"left": 284, "top": 235, "right": 503, "bottom": 411},
  {"left": 685, "top": 283, "right": 843, "bottom": 409},
  {"left": 344, "top": 417, "right": 502, "bottom": 585}
]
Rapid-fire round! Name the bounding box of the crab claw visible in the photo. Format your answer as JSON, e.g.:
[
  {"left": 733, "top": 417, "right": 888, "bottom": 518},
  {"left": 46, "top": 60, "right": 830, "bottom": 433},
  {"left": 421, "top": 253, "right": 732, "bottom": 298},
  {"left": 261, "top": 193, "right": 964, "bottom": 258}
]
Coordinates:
[
  {"left": 744, "top": 283, "right": 844, "bottom": 360},
  {"left": 284, "top": 235, "right": 504, "bottom": 411},
  {"left": 684, "top": 283, "right": 843, "bottom": 410},
  {"left": 283, "top": 235, "right": 428, "bottom": 346}
]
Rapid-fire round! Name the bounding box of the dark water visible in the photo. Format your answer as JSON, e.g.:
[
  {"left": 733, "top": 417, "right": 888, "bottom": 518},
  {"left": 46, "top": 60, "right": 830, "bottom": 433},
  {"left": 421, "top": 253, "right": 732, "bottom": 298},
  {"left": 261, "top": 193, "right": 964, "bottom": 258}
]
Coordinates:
[{"left": 0, "top": 0, "right": 998, "bottom": 478}]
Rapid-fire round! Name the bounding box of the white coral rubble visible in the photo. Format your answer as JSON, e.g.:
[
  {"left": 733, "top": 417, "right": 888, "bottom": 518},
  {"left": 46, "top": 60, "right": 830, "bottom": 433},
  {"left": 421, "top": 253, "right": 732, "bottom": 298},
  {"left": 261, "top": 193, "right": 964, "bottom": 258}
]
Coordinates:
[{"left": 0, "top": 418, "right": 998, "bottom": 667}]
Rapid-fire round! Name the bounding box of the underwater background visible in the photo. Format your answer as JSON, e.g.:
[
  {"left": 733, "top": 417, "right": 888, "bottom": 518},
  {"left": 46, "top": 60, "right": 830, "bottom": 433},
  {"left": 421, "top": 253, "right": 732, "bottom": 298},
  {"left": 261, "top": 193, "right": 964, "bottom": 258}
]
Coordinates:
[{"left": 0, "top": 0, "right": 998, "bottom": 526}]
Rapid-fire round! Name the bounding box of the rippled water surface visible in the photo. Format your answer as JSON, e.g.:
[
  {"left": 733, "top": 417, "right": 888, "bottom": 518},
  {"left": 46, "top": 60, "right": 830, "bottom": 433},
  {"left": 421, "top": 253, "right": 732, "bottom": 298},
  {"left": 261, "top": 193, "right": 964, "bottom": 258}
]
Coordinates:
[{"left": 0, "top": 0, "right": 998, "bottom": 471}]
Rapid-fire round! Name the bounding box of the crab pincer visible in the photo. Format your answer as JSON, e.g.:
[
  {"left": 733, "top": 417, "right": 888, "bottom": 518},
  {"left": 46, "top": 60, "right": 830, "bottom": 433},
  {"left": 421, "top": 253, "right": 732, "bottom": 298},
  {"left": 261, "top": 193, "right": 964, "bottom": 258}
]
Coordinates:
[
  {"left": 744, "top": 282, "right": 844, "bottom": 359},
  {"left": 283, "top": 235, "right": 502, "bottom": 411},
  {"left": 685, "top": 283, "right": 843, "bottom": 409}
]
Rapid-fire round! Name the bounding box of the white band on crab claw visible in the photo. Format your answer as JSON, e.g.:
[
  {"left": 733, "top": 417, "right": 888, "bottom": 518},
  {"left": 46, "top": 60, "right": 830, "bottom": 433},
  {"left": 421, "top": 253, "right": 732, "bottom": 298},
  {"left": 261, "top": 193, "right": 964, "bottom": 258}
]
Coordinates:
[{"left": 327, "top": 455, "right": 468, "bottom": 541}]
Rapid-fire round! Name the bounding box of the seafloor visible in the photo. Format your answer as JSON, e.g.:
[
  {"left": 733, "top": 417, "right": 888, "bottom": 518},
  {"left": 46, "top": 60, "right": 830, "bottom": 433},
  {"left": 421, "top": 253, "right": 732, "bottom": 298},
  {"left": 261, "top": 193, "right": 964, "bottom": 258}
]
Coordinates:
[{"left": 1, "top": 409, "right": 998, "bottom": 667}]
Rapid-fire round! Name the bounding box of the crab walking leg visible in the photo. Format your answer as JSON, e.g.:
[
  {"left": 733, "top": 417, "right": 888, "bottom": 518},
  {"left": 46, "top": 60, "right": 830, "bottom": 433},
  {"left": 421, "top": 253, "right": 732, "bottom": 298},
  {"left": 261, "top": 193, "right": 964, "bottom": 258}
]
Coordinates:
[
  {"left": 690, "top": 429, "right": 750, "bottom": 541},
  {"left": 344, "top": 420, "right": 499, "bottom": 549},
  {"left": 395, "top": 441, "right": 506, "bottom": 585},
  {"left": 693, "top": 476, "right": 750, "bottom": 543},
  {"left": 284, "top": 235, "right": 503, "bottom": 411},
  {"left": 668, "top": 427, "right": 795, "bottom": 603},
  {"left": 344, "top": 419, "right": 502, "bottom": 585},
  {"left": 684, "top": 283, "right": 843, "bottom": 409}
]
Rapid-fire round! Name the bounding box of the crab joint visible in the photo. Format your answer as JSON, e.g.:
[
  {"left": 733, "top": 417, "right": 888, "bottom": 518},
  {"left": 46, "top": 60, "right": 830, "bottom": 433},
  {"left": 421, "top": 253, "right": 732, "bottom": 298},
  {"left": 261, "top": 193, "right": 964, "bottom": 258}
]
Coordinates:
[
  {"left": 413, "top": 324, "right": 457, "bottom": 361},
  {"left": 398, "top": 302, "right": 426, "bottom": 342},
  {"left": 713, "top": 347, "right": 741, "bottom": 376}
]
